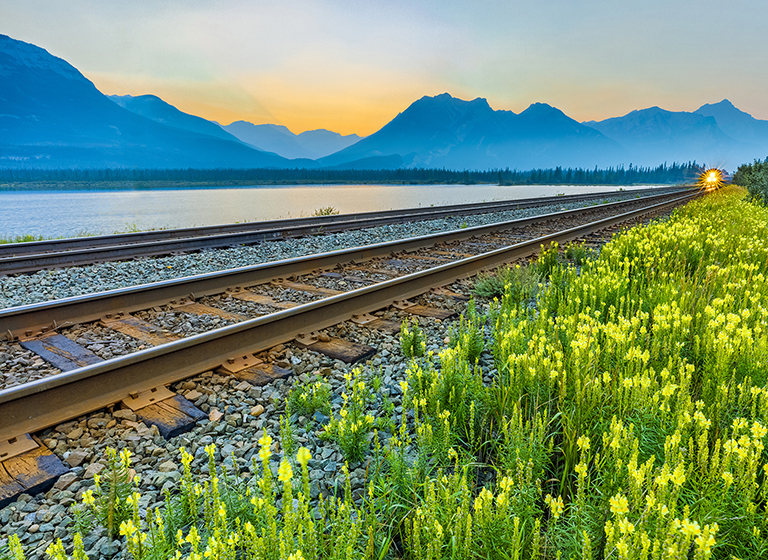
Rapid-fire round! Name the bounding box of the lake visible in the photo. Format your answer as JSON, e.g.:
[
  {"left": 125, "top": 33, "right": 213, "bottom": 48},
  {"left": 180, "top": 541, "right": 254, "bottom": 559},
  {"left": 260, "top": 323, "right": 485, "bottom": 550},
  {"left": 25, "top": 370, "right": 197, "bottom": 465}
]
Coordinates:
[{"left": 0, "top": 183, "right": 670, "bottom": 238}]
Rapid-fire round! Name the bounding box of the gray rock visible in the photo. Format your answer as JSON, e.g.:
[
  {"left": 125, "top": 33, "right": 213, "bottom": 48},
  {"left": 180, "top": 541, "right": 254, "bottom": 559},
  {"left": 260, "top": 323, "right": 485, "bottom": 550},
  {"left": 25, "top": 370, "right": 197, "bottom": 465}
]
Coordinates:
[{"left": 312, "top": 411, "right": 330, "bottom": 426}]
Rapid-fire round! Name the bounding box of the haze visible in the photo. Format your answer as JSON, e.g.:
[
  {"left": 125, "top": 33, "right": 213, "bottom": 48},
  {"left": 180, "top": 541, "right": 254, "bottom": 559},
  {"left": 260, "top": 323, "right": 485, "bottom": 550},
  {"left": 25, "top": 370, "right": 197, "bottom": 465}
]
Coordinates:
[{"left": 2, "top": 0, "right": 766, "bottom": 136}]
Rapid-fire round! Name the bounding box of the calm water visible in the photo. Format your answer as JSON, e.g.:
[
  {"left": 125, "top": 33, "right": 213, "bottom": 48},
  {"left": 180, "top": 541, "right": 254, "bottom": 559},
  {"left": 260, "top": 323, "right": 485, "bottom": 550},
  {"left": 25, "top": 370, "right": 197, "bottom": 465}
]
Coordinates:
[{"left": 0, "top": 184, "right": 668, "bottom": 238}]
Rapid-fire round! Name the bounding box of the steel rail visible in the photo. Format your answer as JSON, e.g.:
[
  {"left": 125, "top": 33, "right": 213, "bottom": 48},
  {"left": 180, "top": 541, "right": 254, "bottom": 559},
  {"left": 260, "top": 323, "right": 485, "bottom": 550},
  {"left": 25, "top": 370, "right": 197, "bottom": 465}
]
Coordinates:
[
  {"left": 0, "top": 187, "right": 688, "bottom": 274},
  {"left": 0, "top": 186, "right": 684, "bottom": 256},
  {"left": 0, "top": 191, "right": 694, "bottom": 340},
  {"left": 0, "top": 191, "right": 699, "bottom": 441}
]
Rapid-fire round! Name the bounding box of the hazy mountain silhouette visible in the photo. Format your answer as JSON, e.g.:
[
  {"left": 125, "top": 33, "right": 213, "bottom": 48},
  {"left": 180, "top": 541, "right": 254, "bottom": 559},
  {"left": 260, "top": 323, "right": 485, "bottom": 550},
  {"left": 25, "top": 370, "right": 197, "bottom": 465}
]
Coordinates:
[
  {"left": 3, "top": 34, "right": 765, "bottom": 172},
  {"left": 0, "top": 34, "right": 297, "bottom": 169},
  {"left": 694, "top": 100, "right": 768, "bottom": 155},
  {"left": 109, "top": 94, "right": 245, "bottom": 144},
  {"left": 222, "top": 121, "right": 362, "bottom": 159},
  {"left": 317, "top": 93, "right": 629, "bottom": 170},
  {"left": 584, "top": 106, "right": 764, "bottom": 168}
]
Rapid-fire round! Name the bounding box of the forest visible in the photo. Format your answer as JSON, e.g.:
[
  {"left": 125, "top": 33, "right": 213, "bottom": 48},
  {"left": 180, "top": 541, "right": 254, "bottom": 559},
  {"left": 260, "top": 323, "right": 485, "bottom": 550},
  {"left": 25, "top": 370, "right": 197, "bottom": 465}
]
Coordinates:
[{"left": 0, "top": 162, "right": 703, "bottom": 189}]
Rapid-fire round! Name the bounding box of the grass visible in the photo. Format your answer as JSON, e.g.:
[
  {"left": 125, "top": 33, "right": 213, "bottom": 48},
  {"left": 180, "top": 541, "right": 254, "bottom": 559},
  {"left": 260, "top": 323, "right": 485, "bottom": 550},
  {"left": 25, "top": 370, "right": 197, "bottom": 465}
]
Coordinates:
[
  {"left": 7, "top": 186, "right": 768, "bottom": 560},
  {"left": 0, "top": 223, "right": 174, "bottom": 245}
]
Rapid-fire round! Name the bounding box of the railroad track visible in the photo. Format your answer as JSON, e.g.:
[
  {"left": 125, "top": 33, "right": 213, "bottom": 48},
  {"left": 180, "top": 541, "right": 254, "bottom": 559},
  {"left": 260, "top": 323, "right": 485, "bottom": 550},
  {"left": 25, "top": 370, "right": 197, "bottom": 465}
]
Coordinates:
[
  {"left": 0, "top": 189, "right": 699, "bottom": 504},
  {"left": 0, "top": 186, "right": 688, "bottom": 275}
]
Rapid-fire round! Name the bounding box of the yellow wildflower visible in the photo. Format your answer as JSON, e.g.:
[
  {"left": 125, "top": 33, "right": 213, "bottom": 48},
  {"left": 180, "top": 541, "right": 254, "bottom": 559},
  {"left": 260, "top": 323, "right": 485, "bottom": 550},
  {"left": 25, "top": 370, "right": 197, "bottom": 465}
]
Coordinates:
[
  {"left": 618, "top": 518, "right": 635, "bottom": 535},
  {"left": 545, "top": 494, "right": 565, "bottom": 520},
  {"left": 680, "top": 519, "right": 701, "bottom": 537},
  {"left": 296, "top": 447, "right": 312, "bottom": 467},
  {"left": 609, "top": 494, "right": 629, "bottom": 516},
  {"left": 278, "top": 459, "right": 293, "bottom": 482}
]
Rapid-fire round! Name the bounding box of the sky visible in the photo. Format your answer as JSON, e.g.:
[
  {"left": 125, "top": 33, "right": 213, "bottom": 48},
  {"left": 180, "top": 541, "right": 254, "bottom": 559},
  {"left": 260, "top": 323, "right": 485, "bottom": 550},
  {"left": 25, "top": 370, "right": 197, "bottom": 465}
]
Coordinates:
[{"left": 2, "top": 0, "right": 767, "bottom": 136}]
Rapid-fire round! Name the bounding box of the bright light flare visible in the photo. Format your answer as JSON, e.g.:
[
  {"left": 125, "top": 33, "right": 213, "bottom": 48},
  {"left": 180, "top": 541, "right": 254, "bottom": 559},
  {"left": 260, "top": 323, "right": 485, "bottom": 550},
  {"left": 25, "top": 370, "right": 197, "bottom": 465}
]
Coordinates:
[{"left": 697, "top": 168, "right": 724, "bottom": 191}]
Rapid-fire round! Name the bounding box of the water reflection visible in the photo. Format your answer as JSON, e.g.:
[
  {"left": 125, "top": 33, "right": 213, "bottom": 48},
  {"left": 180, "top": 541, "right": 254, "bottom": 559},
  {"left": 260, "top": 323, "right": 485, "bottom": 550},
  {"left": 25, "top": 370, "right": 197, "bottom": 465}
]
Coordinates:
[{"left": 0, "top": 183, "right": 666, "bottom": 238}]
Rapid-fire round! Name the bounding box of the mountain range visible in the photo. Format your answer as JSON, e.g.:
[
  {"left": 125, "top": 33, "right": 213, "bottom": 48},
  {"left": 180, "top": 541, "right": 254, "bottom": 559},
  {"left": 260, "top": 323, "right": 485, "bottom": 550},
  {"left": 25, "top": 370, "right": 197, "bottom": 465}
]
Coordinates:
[
  {"left": 317, "top": 94, "right": 630, "bottom": 169},
  {"left": 1, "top": 33, "right": 767, "bottom": 171},
  {"left": 222, "top": 122, "right": 361, "bottom": 160}
]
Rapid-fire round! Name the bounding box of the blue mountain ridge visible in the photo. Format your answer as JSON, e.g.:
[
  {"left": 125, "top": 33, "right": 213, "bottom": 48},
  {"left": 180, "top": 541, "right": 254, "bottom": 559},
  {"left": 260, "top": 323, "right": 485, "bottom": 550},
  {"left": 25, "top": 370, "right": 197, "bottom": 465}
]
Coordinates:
[
  {"left": 108, "top": 94, "right": 246, "bottom": 145},
  {"left": 0, "top": 34, "right": 299, "bottom": 169},
  {"left": 318, "top": 93, "right": 631, "bottom": 170},
  {"left": 222, "top": 121, "right": 362, "bottom": 160},
  {"left": 583, "top": 104, "right": 767, "bottom": 169},
  {"left": 2, "top": 33, "right": 768, "bottom": 171}
]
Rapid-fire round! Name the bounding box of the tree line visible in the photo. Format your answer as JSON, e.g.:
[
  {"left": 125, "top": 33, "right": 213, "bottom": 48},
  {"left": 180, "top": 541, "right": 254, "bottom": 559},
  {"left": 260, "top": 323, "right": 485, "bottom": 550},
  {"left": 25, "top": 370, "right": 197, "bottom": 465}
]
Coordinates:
[
  {"left": 733, "top": 158, "right": 768, "bottom": 205},
  {"left": 0, "top": 162, "right": 703, "bottom": 188}
]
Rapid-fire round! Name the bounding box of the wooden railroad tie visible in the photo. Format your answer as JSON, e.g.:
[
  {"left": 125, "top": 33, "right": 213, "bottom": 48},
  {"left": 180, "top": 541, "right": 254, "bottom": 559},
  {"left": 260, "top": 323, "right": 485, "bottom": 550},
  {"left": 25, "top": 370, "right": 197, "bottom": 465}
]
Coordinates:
[
  {"left": 101, "top": 314, "right": 181, "bottom": 346},
  {"left": 216, "top": 354, "right": 293, "bottom": 386},
  {"left": 393, "top": 300, "right": 458, "bottom": 321},
  {"left": 293, "top": 332, "right": 376, "bottom": 364},
  {"left": 0, "top": 435, "right": 68, "bottom": 509}
]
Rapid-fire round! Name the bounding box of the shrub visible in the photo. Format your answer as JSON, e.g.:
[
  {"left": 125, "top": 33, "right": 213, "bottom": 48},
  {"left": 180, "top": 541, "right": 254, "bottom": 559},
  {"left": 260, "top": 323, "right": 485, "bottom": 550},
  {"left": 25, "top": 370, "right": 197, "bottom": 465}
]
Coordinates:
[
  {"left": 733, "top": 158, "right": 768, "bottom": 205},
  {"left": 313, "top": 206, "right": 340, "bottom": 216},
  {"left": 474, "top": 263, "right": 539, "bottom": 303},
  {"left": 289, "top": 375, "right": 332, "bottom": 417},
  {"left": 535, "top": 241, "right": 559, "bottom": 278},
  {"left": 322, "top": 367, "right": 376, "bottom": 463},
  {"left": 564, "top": 242, "right": 590, "bottom": 265},
  {"left": 79, "top": 447, "right": 136, "bottom": 538},
  {"left": 400, "top": 318, "right": 426, "bottom": 358}
]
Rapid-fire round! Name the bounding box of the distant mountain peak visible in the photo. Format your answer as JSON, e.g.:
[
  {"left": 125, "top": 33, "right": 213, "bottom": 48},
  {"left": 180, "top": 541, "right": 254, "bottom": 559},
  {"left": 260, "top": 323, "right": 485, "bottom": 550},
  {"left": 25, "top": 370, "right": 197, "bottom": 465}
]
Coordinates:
[
  {"left": 693, "top": 99, "right": 768, "bottom": 151},
  {"left": 0, "top": 34, "right": 88, "bottom": 82},
  {"left": 109, "top": 93, "right": 245, "bottom": 144},
  {"left": 695, "top": 98, "right": 749, "bottom": 116},
  {"left": 707, "top": 99, "right": 735, "bottom": 108},
  {"left": 222, "top": 121, "right": 361, "bottom": 159},
  {"left": 520, "top": 102, "right": 562, "bottom": 116}
]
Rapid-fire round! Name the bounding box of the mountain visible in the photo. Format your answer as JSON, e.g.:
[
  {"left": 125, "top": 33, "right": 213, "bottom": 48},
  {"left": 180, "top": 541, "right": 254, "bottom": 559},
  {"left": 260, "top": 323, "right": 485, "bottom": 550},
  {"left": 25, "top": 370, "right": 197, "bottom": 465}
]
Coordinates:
[
  {"left": 0, "top": 34, "right": 298, "bottom": 169},
  {"left": 295, "top": 129, "right": 363, "bottom": 158},
  {"left": 317, "top": 93, "right": 629, "bottom": 170},
  {"left": 222, "top": 121, "right": 361, "bottom": 159},
  {"left": 109, "top": 94, "right": 245, "bottom": 144},
  {"left": 584, "top": 106, "right": 764, "bottom": 169},
  {"left": 694, "top": 100, "right": 768, "bottom": 154}
]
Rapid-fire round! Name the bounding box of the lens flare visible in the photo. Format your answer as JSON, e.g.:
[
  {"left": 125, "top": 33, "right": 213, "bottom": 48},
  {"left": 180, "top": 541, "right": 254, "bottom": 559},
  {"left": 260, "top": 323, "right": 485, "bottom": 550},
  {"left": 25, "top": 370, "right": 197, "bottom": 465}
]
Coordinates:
[{"left": 697, "top": 168, "right": 724, "bottom": 191}]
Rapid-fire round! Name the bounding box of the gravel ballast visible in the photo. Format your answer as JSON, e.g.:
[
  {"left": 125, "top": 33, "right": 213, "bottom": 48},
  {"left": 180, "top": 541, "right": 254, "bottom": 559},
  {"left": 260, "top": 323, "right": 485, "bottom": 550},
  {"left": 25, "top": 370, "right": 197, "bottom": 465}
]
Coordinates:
[{"left": 0, "top": 196, "right": 637, "bottom": 310}]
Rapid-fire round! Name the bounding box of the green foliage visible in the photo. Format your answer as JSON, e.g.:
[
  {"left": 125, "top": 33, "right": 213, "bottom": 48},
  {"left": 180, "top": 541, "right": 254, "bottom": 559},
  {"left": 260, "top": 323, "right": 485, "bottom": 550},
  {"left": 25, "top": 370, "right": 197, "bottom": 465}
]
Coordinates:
[
  {"left": 1, "top": 535, "right": 24, "bottom": 560},
  {"left": 474, "top": 263, "right": 540, "bottom": 303},
  {"left": 399, "top": 318, "right": 426, "bottom": 358},
  {"left": 406, "top": 346, "right": 485, "bottom": 461},
  {"left": 289, "top": 375, "right": 332, "bottom": 417},
  {"left": 0, "top": 161, "right": 703, "bottom": 187},
  {"left": 448, "top": 303, "right": 485, "bottom": 364},
  {"left": 44, "top": 533, "right": 88, "bottom": 560},
  {"left": 280, "top": 404, "right": 296, "bottom": 457},
  {"left": 733, "top": 157, "right": 768, "bottom": 205},
  {"left": 564, "top": 241, "right": 591, "bottom": 265},
  {"left": 535, "top": 241, "right": 560, "bottom": 278},
  {"left": 79, "top": 447, "right": 135, "bottom": 538},
  {"left": 312, "top": 206, "right": 340, "bottom": 216},
  {"left": 0, "top": 233, "right": 46, "bottom": 245},
  {"left": 322, "top": 367, "right": 376, "bottom": 463}
]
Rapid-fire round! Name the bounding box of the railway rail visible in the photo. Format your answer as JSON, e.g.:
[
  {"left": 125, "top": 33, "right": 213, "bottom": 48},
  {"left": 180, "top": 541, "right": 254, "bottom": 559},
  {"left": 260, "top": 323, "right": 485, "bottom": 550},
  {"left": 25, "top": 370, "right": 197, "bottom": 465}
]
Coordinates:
[
  {"left": 0, "top": 189, "right": 700, "bottom": 506},
  {"left": 0, "top": 186, "right": 688, "bottom": 275}
]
